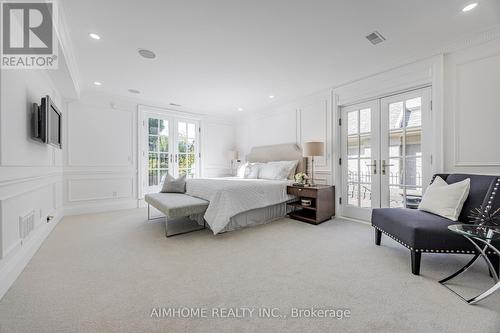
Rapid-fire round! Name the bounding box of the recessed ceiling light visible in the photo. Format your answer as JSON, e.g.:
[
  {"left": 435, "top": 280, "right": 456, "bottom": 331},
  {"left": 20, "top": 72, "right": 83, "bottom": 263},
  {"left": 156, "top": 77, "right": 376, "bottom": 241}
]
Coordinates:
[
  {"left": 128, "top": 89, "right": 140, "bottom": 94},
  {"left": 238, "top": 107, "right": 243, "bottom": 111},
  {"left": 462, "top": 3, "right": 478, "bottom": 12},
  {"left": 269, "top": 95, "right": 275, "bottom": 99},
  {"left": 138, "top": 48, "right": 156, "bottom": 59},
  {"left": 93, "top": 81, "right": 102, "bottom": 86},
  {"left": 89, "top": 33, "right": 101, "bottom": 40}
]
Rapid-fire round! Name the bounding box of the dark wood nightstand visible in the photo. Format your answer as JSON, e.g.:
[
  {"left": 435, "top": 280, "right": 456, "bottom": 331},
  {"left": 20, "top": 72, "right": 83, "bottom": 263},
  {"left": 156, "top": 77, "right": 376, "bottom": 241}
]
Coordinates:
[{"left": 286, "top": 185, "right": 335, "bottom": 224}]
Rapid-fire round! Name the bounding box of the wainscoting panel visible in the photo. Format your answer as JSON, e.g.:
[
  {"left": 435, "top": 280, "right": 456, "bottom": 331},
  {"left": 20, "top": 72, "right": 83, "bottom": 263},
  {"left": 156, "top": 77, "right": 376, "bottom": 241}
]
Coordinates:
[
  {"left": 454, "top": 52, "right": 500, "bottom": 167},
  {"left": 67, "top": 103, "right": 134, "bottom": 167},
  {"left": 297, "top": 92, "right": 332, "bottom": 172},
  {"left": 67, "top": 177, "right": 134, "bottom": 202}
]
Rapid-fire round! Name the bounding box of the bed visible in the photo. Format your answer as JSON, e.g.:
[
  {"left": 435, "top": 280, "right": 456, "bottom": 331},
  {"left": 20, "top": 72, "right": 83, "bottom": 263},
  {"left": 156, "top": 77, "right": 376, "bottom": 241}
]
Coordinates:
[{"left": 187, "top": 143, "right": 306, "bottom": 234}]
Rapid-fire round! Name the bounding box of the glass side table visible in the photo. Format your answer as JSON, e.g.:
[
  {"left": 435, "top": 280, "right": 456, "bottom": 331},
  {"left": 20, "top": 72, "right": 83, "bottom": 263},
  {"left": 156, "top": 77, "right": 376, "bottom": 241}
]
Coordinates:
[{"left": 440, "top": 224, "right": 500, "bottom": 304}]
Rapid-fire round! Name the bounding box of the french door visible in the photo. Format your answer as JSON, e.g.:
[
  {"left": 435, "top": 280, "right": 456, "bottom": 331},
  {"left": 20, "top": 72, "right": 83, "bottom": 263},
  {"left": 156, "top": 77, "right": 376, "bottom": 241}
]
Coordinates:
[
  {"left": 142, "top": 112, "right": 200, "bottom": 194},
  {"left": 340, "top": 87, "right": 431, "bottom": 221}
]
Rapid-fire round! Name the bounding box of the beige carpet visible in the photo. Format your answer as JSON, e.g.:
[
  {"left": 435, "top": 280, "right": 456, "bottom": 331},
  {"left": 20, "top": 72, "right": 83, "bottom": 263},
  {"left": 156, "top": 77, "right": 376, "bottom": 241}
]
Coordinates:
[{"left": 0, "top": 209, "right": 499, "bottom": 333}]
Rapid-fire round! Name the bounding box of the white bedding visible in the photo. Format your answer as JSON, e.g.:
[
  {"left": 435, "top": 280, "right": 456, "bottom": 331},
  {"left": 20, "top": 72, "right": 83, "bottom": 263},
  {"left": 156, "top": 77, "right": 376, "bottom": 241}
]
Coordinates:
[{"left": 185, "top": 177, "right": 294, "bottom": 234}]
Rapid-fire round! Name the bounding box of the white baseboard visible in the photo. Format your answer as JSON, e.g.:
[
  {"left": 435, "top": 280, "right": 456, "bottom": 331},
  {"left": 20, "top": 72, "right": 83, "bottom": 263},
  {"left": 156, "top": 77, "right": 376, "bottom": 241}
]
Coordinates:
[
  {"left": 0, "top": 210, "right": 63, "bottom": 301},
  {"left": 63, "top": 199, "right": 139, "bottom": 216}
]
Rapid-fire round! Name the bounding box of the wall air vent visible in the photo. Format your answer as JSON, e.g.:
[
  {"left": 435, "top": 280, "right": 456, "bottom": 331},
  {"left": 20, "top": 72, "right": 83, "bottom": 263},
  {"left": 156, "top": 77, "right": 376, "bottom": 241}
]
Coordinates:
[
  {"left": 19, "top": 210, "right": 35, "bottom": 242},
  {"left": 365, "top": 31, "right": 386, "bottom": 45}
]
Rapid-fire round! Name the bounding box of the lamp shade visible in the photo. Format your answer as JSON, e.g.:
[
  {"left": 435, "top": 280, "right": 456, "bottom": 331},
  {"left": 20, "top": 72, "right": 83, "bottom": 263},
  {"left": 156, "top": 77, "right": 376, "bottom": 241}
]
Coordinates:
[
  {"left": 303, "top": 142, "right": 324, "bottom": 157},
  {"left": 227, "top": 150, "right": 238, "bottom": 160}
]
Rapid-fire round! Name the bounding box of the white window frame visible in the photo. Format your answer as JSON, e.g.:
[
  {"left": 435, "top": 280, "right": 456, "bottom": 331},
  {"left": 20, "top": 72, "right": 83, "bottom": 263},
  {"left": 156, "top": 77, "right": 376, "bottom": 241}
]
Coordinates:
[{"left": 137, "top": 105, "right": 202, "bottom": 199}]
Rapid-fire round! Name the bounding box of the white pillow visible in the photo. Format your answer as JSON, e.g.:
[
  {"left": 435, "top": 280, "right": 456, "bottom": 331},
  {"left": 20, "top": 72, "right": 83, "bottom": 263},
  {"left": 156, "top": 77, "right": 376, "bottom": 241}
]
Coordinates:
[
  {"left": 244, "top": 163, "right": 261, "bottom": 179},
  {"left": 236, "top": 163, "right": 247, "bottom": 178},
  {"left": 258, "top": 162, "right": 290, "bottom": 180},
  {"left": 418, "top": 176, "right": 470, "bottom": 221},
  {"left": 268, "top": 160, "right": 299, "bottom": 179}
]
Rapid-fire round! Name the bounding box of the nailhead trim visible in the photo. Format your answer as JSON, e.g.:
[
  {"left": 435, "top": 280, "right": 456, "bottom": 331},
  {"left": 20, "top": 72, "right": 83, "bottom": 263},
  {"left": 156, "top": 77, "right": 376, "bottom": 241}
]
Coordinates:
[{"left": 374, "top": 226, "right": 495, "bottom": 255}]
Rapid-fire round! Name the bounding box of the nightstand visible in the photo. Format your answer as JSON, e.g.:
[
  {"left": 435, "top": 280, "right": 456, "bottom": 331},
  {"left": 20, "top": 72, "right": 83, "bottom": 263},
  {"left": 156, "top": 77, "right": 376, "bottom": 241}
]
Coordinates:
[{"left": 286, "top": 185, "right": 335, "bottom": 224}]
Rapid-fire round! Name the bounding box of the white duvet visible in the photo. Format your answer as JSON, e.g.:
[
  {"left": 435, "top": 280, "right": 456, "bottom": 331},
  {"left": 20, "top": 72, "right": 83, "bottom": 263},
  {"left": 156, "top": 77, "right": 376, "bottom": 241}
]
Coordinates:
[{"left": 185, "top": 177, "right": 294, "bottom": 234}]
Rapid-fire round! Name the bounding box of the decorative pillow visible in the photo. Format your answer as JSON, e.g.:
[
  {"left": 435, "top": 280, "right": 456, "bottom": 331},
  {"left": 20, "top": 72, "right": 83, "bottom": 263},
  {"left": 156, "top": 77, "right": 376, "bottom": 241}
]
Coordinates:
[
  {"left": 236, "top": 163, "right": 247, "bottom": 178},
  {"left": 418, "top": 176, "right": 470, "bottom": 221},
  {"left": 258, "top": 162, "right": 290, "bottom": 180},
  {"left": 244, "top": 163, "right": 261, "bottom": 179},
  {"left": 268, "top": 160, "right": 299, "bottom": 179},
  {"left": 160, "top": 173, "right": 186, "bottom": 193}
]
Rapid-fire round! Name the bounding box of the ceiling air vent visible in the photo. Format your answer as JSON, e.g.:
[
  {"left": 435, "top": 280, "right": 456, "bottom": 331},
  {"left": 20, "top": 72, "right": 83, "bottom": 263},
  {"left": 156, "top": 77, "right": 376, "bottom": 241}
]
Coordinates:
[
  {"left": 365, "top": 31, "right": 386, "bottom": 45},
  {"left": 169, "top": 103, "right": 182, "bottom": 107}
]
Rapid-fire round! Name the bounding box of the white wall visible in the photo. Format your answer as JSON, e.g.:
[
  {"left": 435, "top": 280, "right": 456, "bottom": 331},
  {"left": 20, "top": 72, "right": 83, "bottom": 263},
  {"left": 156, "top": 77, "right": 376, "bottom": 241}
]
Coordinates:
[
  {"left": 237, "top": 90, "right": 333, "bottom": 185},
  {"left": 64, "top": 93, "right": 236, "bottom": 214},
  {"left": 0, "top": 69, "right": 64, "bottom": 299},
  {"left": 443, "top": 39, "right": 500, "bottom": 175}
]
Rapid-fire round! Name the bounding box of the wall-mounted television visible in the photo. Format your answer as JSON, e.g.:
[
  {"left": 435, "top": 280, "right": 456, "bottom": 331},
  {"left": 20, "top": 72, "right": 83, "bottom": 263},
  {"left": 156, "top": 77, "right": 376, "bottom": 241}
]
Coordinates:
[{"left": 32, "top": 95, "right": 62, "bottom": 149}]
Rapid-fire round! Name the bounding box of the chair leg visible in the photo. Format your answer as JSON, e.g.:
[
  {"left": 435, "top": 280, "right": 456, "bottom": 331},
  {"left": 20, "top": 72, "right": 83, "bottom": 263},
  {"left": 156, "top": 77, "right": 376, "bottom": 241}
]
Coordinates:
[
  {"left": 374, "top": 229, "right": 382, "bottom": 246},
  {"left": 487, "top": 253, "right": 500, "bottom": 278},
  {"left": 411, "top": 250, "right": 421, "bottom": 275}
]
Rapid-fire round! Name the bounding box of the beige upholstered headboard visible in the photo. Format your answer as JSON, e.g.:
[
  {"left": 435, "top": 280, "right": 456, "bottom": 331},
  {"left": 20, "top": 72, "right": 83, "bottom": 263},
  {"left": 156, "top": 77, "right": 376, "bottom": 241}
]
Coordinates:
[{"left": 245, "top": 143, "right": 306, "bottom": 174}]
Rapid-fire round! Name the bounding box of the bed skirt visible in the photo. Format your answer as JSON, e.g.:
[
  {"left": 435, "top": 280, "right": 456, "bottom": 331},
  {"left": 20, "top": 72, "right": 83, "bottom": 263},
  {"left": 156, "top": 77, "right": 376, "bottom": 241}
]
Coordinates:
[{"left": 190, "top": 202, "right": 293, "bottom": 233}]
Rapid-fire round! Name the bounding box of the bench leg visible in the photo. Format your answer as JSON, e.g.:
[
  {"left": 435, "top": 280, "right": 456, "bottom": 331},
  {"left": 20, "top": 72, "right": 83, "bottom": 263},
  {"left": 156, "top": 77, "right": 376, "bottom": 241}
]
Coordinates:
[
  {"left": 411, "top": 250, "right": 421, "bottom": 275},
  {"left": 375, "top": 228, "right": 382, "bottom": 246},
  {"left": 165, "top": 218, "right": 207, "bottom": 238},
  {"left": 147, "top": 204, "right": 165, "bottom": 221}
]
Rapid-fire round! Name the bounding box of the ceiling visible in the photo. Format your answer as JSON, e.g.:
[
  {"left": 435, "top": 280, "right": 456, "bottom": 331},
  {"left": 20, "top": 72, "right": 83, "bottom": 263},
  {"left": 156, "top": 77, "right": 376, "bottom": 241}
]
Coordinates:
[{"left": 62, "top": 0, "right": 500, "bottom": 115}]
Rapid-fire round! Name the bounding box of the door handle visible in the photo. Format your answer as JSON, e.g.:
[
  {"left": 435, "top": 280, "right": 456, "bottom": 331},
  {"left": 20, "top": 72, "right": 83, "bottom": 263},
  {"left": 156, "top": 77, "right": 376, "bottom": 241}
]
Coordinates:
[
  {"left": 367, "top": 160, "right": 377, "bottom": 175},
  {"left": 175, "top": 154, "right": 178, "bottom": 163},
  {"left": 382, "top": 160, "right": 395, "bottom": 175}
]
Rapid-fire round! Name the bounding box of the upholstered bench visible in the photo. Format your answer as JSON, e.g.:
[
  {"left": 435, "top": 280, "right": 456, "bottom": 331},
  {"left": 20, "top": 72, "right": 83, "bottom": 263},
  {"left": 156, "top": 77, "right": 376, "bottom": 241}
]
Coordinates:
[{"left": 145, "top": 193, "right": 209, "bottom": 237}]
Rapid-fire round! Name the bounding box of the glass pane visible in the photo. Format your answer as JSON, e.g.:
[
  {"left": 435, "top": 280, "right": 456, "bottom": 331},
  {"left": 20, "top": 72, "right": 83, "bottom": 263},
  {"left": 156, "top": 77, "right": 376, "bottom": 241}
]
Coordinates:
[
  {"left": 187, "top": 169, "right": 195, "bottom": 179},
  {"left": 405, "top": 97, "right": 421, "bottom": 128},
  {"left": 405, "top": 187, "right": 422, "bottom": 209},
  {"left": 149, "top": 153, "right": 158, "bottom": 169},
  {"left": 149, "top": 170, "right": 158, "bottom": 186},
  {"left": 179, "top": 169, "right": 187, "bottom": 176},
  {"left": 388, "top": 158, "right": 402, "bottom": 185},
  {"left": 347, "top": 111, "right": 358, "bottom": 135},
  {"left": 187, "top": 138, "right": 195, "bottom": 153},
  {"left": 159, "top": 169, "right": 168, "bottom": 184},
  {"left": 159, "top": 153, "right": 169, "bottom": 168},
  {"left": 389, "top": 131, "right": 403, "bottom": 157},
  {"left": 360, "top": 184, "right": 371, "bottom": 208},
  {"left": 347, "top": 136, "right": 359, "bottom": 158},
  {"left": 389, "top": 102, "right": 404, "bottom": 130},
  {"left": 159, "top": 120, "right": 168, "bottom": 136},
  {"left": 178, "top": 122, "right": 187, "bottom": 137},
  {"left": 359, "top": 134, "right": 371, "bottom": 158},
  {"left": 347, "top": 183, "right": 359, "bottom": 206},
  {"left": 149, "top": 136, "right": 158, "bottom": 152},
  {"left": 348, "top": 159, "right": 359, "bottom": 183},
  {"left": 359, "top": 108, "right": 371, "bottom": 133},
  {"left": 178, "top": 139, "right": 187, "bottom": 153},
  {"left": 359, "top": 159, "right": 373, "bottom": 184},
  {"left": 179, "top": 154, "right": 187, "bottom": 170},
  {"left": 149, "top": 118, "right": 159, "bottom": 135},
  {"left": 159, "top": 136, "right": 169, "bottom": 152},
  {"left": 405, "top": 157, "right": 422, "bottom": 187},
  {"left": 187, "top": 154, "right": 195, "bottom": 169},
  {"left": 405, "top": 128, "right": 421, "bottom": 157},
  {"left": 187, "top": 123, "right": 196, "bottom": 139},
  {"left": 389, "top": 186, "right": 405, "bottom": 208}
]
